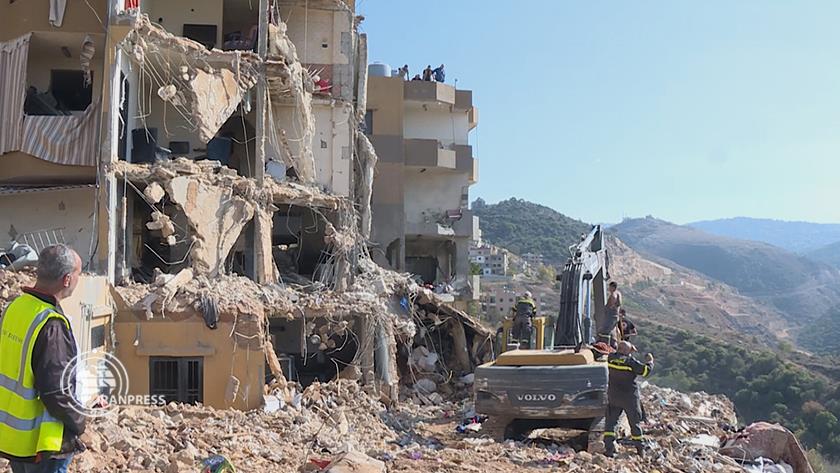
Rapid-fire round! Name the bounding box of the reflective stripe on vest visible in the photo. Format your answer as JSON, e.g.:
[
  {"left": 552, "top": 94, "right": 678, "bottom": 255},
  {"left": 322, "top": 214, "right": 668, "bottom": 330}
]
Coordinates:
[{"left": 0, "top": 294, "right": 69, "bottom": 457}]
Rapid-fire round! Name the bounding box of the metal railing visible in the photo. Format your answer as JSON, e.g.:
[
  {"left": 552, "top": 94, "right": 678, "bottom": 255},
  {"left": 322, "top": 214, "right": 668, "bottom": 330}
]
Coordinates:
[{"left": 16, "top": 228, "right": 66, "bottom": 253}]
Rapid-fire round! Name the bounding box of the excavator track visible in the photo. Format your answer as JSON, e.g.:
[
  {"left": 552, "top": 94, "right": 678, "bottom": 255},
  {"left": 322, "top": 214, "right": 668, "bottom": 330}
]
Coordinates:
[{"left": 481, "top": 415, "right": 514, "bottom": 442}]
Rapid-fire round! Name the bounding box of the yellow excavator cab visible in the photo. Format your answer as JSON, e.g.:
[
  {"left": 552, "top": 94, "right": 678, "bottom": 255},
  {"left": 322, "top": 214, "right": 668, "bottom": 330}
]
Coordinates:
[{"left": 501, "top": 316, "right": 548, "bottom": 352}]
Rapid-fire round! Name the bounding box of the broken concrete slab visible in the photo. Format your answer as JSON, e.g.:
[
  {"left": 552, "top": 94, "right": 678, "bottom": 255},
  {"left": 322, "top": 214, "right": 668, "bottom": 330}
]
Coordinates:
[
  {"left": 166, "top": 176, "right": 255, "bottom": 276},
  {"left": 187, "top": 68, "right": 247, "bottom": 144},
  {"left": 325, "top": 451, "right": 385, "bottom": 473},
  {"left": 120, "top": 14, "right": 260, "bottom": 144}
]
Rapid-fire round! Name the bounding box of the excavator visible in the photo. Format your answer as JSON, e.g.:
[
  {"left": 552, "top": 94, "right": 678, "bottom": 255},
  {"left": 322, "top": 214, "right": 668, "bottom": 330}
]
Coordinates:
[{"left": 474, "top": 225, "right": 611, "bottom": 446}]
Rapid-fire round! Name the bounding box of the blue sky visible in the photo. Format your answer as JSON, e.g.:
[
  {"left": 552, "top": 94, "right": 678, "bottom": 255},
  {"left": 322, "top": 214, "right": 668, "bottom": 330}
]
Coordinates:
[{"left": 358, "top": 1, "right": 840, "bottom": 224}]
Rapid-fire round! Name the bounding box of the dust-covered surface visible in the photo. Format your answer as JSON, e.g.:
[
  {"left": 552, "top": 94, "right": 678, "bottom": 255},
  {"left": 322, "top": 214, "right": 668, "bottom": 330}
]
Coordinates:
[
  {"left": 0, "top": 268, "right": 35, "bottom": 311},
  {"left": 0, "top": 381, "right": 774, "bottom": 473}
]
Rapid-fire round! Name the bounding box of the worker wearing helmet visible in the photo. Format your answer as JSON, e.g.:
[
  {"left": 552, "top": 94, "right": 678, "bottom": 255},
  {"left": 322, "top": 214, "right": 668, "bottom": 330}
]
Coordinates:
[
  {"left": 603, "top": 341, "right": 654, "bottom": 457},
  {"left": 511, "top": 291, "right": 537, "bottom": 348}
]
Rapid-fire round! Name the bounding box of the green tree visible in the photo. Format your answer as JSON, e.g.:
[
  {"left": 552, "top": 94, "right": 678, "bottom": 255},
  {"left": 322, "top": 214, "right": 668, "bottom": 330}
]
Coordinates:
[{"left": 536, "top": 264, "right": 556, "bottom": 283}]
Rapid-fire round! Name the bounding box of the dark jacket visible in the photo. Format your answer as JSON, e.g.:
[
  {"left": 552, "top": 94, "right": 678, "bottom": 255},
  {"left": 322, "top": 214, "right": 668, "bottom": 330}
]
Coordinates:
[
  {"left": 514, "top": 297, "right": 537, "bottom": 318},
  {"left": 2, "top": 289, "right": 86, "bottom": 462},
  {"left": 607, "top": 352, "right": 652, "bottom": 406}
]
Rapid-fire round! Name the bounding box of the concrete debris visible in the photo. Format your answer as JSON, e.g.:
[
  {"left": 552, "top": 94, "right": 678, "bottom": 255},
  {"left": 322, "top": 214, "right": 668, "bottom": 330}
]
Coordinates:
[
  {"left": 265, "top": 20, "right": 317, "bottom": 183},
  {"left": 29, "top": 381, "right": 775, "bottom": 473},
  {"left": 355, "top": 133, "right": 378, "bottom": 239},
  {"left": 166, "top": 176, "right": 255, "bottom": 276},
  {"left": 720, "top": 422, "right": 814, "bottom": 473},
  {"left": 145, "top": 211, "right": 175, "bottom": 239},
  {"left": 413, "top": 378, "right": 437, "bottom": 395},
  {"left": 114, "top": 159, "right": 342, "bottom": 211},
  {"left": 324, "top": 451, "right": 386, "bottom": 473},
  {"left": 120, "top": 14, "right": 260, "bottom": 143},
  {"left": 134, "top": 268, "right": 194, "bottom": 319},
  {"left": 410, "top": 346, "right": 439, "bottom": 372},
  {"left": 143, "top": 181, "right": 166, "bottom": 204},
  {"left": 0, "top": 268, "right": 35, "bottom": 311}
]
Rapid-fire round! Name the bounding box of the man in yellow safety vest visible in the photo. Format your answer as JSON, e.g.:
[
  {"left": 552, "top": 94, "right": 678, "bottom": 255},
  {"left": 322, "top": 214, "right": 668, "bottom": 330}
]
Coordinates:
[{"left": 0, "top": 244, "right": 86, "bottom": 472}]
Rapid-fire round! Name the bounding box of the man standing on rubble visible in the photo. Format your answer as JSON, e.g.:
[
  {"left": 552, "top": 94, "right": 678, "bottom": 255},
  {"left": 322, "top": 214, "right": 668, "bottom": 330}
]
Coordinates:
[
  {"left": 598, "top": 281, "right": 622, "bottom": 346},
  {"left": 603, "top": 341, "right": 653, "bottom": 457},
  {"left": 511, "top": 291, "right": 537, "bottom": 348},
  {"left": 0, "top": 245, "right": 86, "bottom": 473}
]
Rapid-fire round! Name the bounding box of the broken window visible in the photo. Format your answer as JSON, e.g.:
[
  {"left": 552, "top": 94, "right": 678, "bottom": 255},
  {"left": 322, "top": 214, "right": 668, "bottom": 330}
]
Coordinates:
[
  {"left": 90, "top": 325, "right": 105, "bottom": 349},
  {"left": 149, "top": 357, "right": 203, "bottom": 404}
]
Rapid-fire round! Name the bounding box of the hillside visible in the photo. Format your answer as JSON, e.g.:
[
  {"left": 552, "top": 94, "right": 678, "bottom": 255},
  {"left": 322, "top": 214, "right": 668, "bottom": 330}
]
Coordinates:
[
  {"left": 471, "top": 198, "right": 591, "bottom": 265},
  {"left": 690, "top": 217, "right": 840, "bottom": 253},
  {"left": 606, "top": 236, "right": 790, "bottom": 345},
  {"left": 809, "top": 241, "right": 840, "bottom": 268},
  {"left": 612, "top": 217, "right": 840, "bottom": 323},
  {"left": 635, "top": 322, "right": 840, "bottom": 461}
]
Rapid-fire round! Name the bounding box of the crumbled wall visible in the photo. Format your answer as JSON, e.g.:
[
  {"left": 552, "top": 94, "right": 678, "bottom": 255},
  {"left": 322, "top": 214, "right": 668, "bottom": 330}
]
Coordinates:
[
  {"left": 120, "top": 15, "right": 260, "bottom": 145},
  {"left": 166, "top": 176, "right": 255, "bottom": 276}
]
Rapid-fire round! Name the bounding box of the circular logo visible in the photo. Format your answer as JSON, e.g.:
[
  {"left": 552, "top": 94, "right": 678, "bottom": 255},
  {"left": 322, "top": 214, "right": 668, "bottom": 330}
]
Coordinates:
[{"left": 61, "top": 351, "right": 130, "bottom": 418}]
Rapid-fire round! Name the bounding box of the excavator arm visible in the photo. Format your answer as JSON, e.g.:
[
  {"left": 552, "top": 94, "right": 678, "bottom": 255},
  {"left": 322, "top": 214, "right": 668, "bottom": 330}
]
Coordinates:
[{"left": 554, "top": 225, "right": 609, "bottom": 350}]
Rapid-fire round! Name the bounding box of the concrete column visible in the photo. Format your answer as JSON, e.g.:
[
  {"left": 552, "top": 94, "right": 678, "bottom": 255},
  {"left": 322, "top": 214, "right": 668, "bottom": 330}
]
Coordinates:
[
  {"left": 454, "top": 237, "right": 471, "bottom": 278},
  {"left": 95, "top": 39, "right": 123, "bottom": 281},
  {"left": 252, "top": 0, "right": 273, "bottom": 283}
]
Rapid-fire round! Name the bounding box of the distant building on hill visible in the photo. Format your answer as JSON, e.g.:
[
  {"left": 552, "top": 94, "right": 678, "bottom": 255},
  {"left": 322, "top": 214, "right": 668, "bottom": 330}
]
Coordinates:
[
  {"left": 469, "top": 243, "right": 508, "bottom": 276},
  {"left": 521, "top": 252, "right": 545, "bottom": 268}
]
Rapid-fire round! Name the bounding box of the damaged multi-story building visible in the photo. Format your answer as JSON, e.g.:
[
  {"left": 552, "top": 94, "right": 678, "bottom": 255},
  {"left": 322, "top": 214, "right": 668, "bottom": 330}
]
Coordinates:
[
  {"left": 365, "top": 69, "right": 481, "bottom": 310},
  {"left": 0, "top": 0, "right": 492, "bottom": 411}
]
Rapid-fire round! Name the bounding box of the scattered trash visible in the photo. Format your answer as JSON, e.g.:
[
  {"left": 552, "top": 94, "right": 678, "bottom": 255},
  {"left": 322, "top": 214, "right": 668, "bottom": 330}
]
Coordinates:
[
  {"left": 309, "top": 457, "right": 331, "bottom": 469},
  {"left": 456, "top": 415, "right": 487, "bottom": 434}
]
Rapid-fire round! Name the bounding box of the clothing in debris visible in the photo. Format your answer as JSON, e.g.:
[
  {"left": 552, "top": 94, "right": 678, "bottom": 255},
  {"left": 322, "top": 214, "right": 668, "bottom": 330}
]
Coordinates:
[{"left": 603, "top": 351, "right": 652, "bottom": 456}]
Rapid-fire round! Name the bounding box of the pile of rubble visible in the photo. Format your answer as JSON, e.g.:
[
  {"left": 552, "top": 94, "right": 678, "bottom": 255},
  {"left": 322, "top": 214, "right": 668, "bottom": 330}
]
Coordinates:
[
  {"left": 0, "top": 267, "right": 34, "bottom": 310},
  {"left": 0, "top": 378, "right": 811, "bottom": 472},
  {"left": 66, "top": 380, "right": 393, "bottom": 472}
]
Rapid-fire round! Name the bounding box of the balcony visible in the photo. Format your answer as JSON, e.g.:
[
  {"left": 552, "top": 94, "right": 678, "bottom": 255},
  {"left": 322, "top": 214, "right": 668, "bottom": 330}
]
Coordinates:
[
  {"left": 467, "top": 106, "right": 479, "bottom": 130},
  {"left": 367, "top": 135, "right": 404, "bottom": 164},
  {"left": 405, "top": 220, "right": 456, "bottom": 237},
  {"left": 404, "top": 80, "right": 456, "bottom": 105},
  {"left": 405, "top": 139, "right": 456, "bottom": 170},
  {"left": 455, "top": 145, "right": 478, "bottom": 183},
  {"left": 455, "top": 90, "right": 473, "bottom": 110}
]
